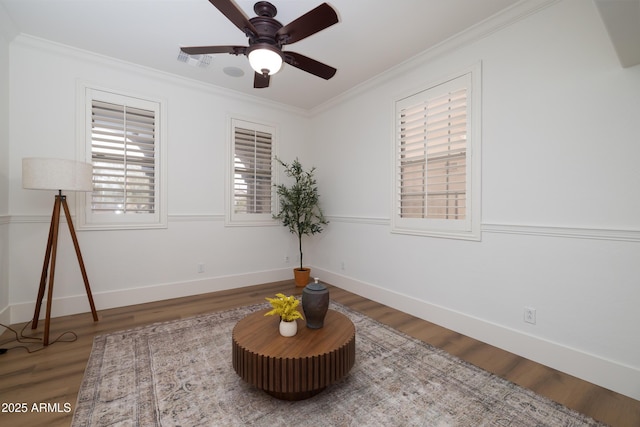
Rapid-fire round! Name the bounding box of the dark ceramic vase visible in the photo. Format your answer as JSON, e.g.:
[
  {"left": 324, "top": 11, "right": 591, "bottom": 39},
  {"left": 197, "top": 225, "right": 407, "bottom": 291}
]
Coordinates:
[{"left": 302, "top": 277, "right": 329, "bottom": 329}]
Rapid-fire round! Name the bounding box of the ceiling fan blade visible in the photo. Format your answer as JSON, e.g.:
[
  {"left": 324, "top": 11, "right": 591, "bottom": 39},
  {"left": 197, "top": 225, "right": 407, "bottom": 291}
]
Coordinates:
[
  {"left": 208, "top": 0, "right": 258, "bottom": 37},
  {"left": 284, "top": 52, "right": 336, "bottom": 80},
  {"left": 254, "top": 72, "right": 270, "bottom": 89},
  {"left": 276, "top": 3, "right": 338, "bottom": 45},
  {"left": 181, "top": 45, "right": 246, "bottom": 55}
]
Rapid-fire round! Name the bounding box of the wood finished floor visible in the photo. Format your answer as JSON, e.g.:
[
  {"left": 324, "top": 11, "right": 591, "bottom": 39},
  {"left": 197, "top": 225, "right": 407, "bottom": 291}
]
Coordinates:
[{"left": 0, "top": 281, "right": 638, "bottom": 427}]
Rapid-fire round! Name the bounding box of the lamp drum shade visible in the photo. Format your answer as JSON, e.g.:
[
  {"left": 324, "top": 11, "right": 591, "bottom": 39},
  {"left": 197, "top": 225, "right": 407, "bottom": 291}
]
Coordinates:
[{"left": 22, "top": 158, "right": 93, "bottom": 192}]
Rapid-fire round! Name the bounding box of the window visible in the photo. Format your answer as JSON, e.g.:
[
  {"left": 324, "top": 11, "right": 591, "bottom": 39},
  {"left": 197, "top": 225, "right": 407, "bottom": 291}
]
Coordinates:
[
  {"left": 227, "top": 118, "right": 276, "bottom": 225},
  {"left": 392, "top": 66, "right": 481, "bottom": 240},
  {"left": 76, "top": 85, "right": 167, "bottom": 229}
]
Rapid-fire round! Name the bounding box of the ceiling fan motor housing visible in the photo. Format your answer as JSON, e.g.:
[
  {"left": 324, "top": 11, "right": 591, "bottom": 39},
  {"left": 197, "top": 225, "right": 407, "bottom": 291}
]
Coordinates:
[
  {"left": 254, "top": 1, "right": 277, "bottom": 18},
  {"left": 248, "top": 2, "right": 284, "bottom": 48},
  {"left": 247, "top": 2, "right": 285, "bottom": 76}
]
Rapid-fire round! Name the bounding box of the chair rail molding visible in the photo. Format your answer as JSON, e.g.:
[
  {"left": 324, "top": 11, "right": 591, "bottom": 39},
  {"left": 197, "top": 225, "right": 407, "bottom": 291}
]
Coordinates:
[
  {"left": 482, "top": 223, "right": 640, "bottom": 242},
  {"left": 326, "top": 215, "right": 640, "bottom": 243}
]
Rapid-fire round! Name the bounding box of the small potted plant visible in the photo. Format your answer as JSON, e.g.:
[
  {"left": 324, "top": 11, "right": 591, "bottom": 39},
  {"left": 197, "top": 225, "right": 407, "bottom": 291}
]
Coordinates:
[
  {"left": 264, "top": 293, "right": 304, "bottom": 337},
  {"left": 273, "top": 157, "right": 328, "bottom": 287}
]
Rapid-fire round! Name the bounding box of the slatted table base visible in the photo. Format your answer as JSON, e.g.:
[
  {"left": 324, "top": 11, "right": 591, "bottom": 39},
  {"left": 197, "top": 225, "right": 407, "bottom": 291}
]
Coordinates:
[{"left": 232, "top": 309, "right": 356, "bottom": 400}]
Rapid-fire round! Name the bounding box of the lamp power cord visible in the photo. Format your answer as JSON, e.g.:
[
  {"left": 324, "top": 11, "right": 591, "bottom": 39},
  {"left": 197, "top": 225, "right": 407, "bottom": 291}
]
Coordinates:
[{"left": 0, "top": 321, "right": 78, "bottom": 354}]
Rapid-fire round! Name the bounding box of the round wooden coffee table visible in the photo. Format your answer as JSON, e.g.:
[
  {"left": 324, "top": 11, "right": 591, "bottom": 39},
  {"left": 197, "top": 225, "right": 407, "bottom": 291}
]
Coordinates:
[{"left": 232, "top": 309, "right": 356, "bottom": 400}]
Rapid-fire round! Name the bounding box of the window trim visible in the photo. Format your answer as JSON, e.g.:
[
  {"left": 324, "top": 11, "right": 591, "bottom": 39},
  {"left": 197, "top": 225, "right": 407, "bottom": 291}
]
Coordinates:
[
  {"left": 75, "top": 82, "right": 167, "bottom": 230},
  {"left": 391, "top": 64, "right": 481, "bottom": 241},
  {"left": 225, "top": 116, "right": 278, "bottom": 227}
]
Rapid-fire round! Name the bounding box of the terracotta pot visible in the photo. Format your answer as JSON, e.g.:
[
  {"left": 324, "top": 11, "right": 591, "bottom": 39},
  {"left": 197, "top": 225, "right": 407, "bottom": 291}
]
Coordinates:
[
  {"left": 279, "top": 319, "right": 298, "bottom": 337},
  {"left": 293, "top": 268, "right": 311, "bottom": 287}
]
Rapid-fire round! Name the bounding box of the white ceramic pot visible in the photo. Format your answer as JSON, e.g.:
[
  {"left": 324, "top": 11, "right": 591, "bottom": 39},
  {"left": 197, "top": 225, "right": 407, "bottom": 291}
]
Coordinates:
[{"left": 279, "top": 319, "right": 297, "bottom": 337}]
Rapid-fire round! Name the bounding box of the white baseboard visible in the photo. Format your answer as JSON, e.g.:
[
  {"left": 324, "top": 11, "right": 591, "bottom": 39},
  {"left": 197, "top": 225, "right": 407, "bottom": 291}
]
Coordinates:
[
  {"left": 0, "top": 304, "right": 10, "bottom": 335},
  {"left": 6, "top": 266, "right": 639, "bottom": 400},
  {"left": 313, "top": 267, "right": 640, "bottom": 401},
  {"left": 8, "top": 268, "right": 292, "bottom": 324}
]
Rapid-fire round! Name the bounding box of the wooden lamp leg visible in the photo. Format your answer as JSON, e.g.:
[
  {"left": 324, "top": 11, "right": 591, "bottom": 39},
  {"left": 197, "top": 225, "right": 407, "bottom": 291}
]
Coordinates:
[
  {"left": 61, "top": 196, "right": 98, "bottom": 322},
  {"left": 31, "top": 193, "right": 98, "bottom": 347},
  {"left": 31, "top": 196, "right": 59, "bottom": 329}
]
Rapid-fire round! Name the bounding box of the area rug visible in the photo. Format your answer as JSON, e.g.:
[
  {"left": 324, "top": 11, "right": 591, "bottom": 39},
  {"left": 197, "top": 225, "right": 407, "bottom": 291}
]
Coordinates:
[{"left": 72, "top": 302, "right": 606, "bottom": 426}]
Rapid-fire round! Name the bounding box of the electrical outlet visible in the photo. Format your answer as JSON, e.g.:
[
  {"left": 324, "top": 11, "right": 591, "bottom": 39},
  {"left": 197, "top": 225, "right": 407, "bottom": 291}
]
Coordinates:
[
  {"left": 524, "top": 307, "right": 536, "bottom": 324},
  {"left": 197, "top": 263, "right": 205, "bottom": 274},
  {"left": 340, "top": 261, "right": 345, "bottom": 271},
  {"left": 284, "top": 256, "right": 289, "bottom": 263}
]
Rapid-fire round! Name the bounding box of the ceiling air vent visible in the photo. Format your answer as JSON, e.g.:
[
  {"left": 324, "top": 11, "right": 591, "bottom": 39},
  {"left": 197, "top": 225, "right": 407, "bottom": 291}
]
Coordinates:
[{"left": 177, "top": 50, "right": 212, "bottom": 68}]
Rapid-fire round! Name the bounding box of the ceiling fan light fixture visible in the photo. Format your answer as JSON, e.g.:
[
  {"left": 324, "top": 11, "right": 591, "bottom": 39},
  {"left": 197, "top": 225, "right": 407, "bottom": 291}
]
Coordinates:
[
  {"left": 248, "top": 44, "right": 283, "bottom": 76},
  {"left": 180, "top": 1, "right": 339, "bottom": 88}
]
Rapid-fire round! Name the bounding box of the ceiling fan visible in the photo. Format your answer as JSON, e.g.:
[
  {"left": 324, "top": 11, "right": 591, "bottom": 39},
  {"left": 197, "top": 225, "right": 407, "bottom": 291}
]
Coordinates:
[{"left": 181, "top": 0, "right": 339, "bottom": 88}]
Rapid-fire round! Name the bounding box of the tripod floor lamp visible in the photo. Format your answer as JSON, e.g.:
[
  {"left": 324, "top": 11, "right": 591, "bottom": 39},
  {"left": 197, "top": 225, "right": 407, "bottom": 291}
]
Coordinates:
[{"left": 22, "top": 158, "right": 99, "bottom": 346}]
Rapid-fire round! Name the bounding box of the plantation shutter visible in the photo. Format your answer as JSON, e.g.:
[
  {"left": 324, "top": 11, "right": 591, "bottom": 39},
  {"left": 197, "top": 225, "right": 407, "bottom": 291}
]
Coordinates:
[
  {"left": 233, "top": 124, "right": 273, "bottom": 214},
  {"left": 91, "top": 100, "right": 156, "bottom": 214},
  {"left": 397, "top": 79, "right": 468, "bottom": 220}
]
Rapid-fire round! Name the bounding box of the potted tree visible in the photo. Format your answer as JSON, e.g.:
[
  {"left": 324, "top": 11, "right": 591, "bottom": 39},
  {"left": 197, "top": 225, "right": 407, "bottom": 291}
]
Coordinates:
[{"left": 273, "top": 157, "right": 328, "bottom": 287}]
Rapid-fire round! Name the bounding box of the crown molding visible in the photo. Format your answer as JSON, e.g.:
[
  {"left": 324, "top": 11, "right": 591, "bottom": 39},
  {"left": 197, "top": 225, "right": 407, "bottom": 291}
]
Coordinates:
[
  {"left": 12, "top": 34, "right": 311, "bottom": 118},
  {"left": 310, "top": 0, "right": 560, "bottom": 116}
]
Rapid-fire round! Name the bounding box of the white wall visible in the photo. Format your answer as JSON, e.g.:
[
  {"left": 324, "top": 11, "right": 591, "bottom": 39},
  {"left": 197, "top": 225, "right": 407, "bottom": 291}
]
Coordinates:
[
  {"left": 0, "top": 22, "right": 9, "bottom": 216},
  {"left": 6, "top": 35, "right": 310, "bottom": 320},
  {"left": 308, "top": 0, "right": 640, "bottom": 399},
  {"left": 0, "top": 4, "right": 13, "bottom": 325},
  {"left": 3, "top": 0, "right": 639, "bottom": 401}
]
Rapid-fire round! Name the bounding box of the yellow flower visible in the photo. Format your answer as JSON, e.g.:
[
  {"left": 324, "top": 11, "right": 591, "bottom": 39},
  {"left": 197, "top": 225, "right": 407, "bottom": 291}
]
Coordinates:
[{"left": 265, "top": 293, "right": 304, "bottom": 322}]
